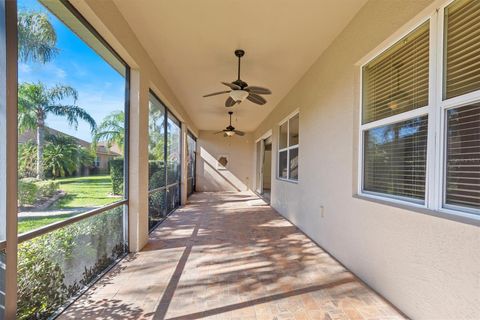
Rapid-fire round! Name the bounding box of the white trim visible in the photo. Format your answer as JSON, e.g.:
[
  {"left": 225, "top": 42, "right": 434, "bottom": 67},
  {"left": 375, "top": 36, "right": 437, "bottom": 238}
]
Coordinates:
[
  {"left": 355, "top": 0, "right": 449, "bottom": 67},
  {"left": 361, "top": 106, "right": 429, "bottom": 130},
  {"left": 277, "top": 177, "right": 299, "bottom": 184},
  {"left": 359, "top": 191, "right": 426, "bottom": 208},
  {"left": 441, "top": 90, "right": 480, "bottom": 109},
  {"left": 277, "top": 111, "right": 299, "bottom": 182},
  {"left": 426, "top": 12, "right": 439, "bottom": 209},
  {"left": 278, "top": 108, "right": 300, "bottom": 126},
  {"left": 255, "top": 129, "right": 272, "bottom": 143},
  {"left": 357, "top": 0, "right": 480, "bottom": 222}
]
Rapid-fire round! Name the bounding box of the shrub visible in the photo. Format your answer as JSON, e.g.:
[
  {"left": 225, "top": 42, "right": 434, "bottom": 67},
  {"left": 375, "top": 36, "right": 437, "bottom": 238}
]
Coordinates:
[
  {"left": 17, "top": 207, "right": 126, "bottom": 319},
  {"left": 148, "top": 160, "right": 164, "bottom": 179},
  {"left": 109, "top": 158, "right": 124, "bottom": 195},
  {"left": 18, "top": 178, "right": 39, "bottom": 206},
  {"left": 18, "top": 142, "right": 37, "bottom": 178},
  {"left": 36, "top": 180, "right": 59, "bottom": 198},
  {"left": 149, "top": 171, "right": 164, "bottom": 190}
]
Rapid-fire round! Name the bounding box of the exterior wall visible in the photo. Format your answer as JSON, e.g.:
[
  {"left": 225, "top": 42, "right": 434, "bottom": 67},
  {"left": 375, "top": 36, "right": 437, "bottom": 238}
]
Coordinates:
[
  {"left": 70, "top": 0, "right": 199, "bottom": 251},
  {"left": 96, "top": 154, "right": 112, "bottom": 173},
  {"left": 253, "top": 0, "right": 480, "bottom": 319},
  {"left": 197, "top": 131, "right": 253, "bottom": 192}
]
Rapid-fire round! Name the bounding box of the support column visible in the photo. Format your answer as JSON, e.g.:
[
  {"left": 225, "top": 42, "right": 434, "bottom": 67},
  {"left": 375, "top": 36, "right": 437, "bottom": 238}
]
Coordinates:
[{"left": 128, "top": 70, "right": 149, "bottom": 252}]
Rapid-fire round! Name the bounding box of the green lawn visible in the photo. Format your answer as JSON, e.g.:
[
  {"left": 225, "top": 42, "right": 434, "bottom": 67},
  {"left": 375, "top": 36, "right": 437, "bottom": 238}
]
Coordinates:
[
  {"left": 51, "top": 175, "right": 120, "bottom": 209},
  {"left": 19, "top": 175, "right": 121, "bottom": 234},
  {"left": 18, "top": 214, "right": 76, "bottom": 234}
]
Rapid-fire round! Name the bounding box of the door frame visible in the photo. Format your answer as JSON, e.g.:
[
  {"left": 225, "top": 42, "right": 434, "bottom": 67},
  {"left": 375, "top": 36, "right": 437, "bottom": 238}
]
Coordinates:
[{"left": 255, "top": 129, "right": 272, "bottom": 196}]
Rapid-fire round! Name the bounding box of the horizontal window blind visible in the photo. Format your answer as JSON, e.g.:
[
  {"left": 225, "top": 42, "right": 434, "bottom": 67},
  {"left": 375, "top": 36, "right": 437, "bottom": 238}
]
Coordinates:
[
  {"left": 444, "top": 0, "right": 480, "bottom": 99},
  {"left": 362, "top": 22, "right": 429, "bottom": 124},
  {"left": 446, "top": 104, "right": 480, "bottom": 210},
  {"left": 363, "top": 116, "right": 428, "bottom": 201},
  {"left": 289, "top": 148, "right": 299, "bottom": 180},
  {"left": 279, "top": 150, "right": 288, "bottom": 179}
]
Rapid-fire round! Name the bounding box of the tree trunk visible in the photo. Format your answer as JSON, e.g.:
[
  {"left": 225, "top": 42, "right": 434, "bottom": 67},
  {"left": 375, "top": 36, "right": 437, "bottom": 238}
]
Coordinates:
[{"left": 36, "top": 121, "right": 45, "bottom": 180}]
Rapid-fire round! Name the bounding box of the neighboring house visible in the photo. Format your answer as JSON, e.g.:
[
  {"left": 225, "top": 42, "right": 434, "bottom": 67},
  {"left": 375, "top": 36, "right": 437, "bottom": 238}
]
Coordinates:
[
  {"left": 18, "top": 126, "right": 121, "bottom": 174},
  {"left": 95, "top": 142, "right": 122, "bottom": 173}
]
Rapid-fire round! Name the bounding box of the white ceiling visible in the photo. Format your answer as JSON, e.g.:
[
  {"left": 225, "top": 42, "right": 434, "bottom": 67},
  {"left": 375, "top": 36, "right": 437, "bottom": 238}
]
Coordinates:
[{"left": 113, "top": 0, "right": 367, "bottom": 132}]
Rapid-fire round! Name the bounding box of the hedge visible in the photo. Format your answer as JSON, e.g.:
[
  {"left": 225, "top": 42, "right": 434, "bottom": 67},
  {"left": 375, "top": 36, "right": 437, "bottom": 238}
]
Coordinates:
[
  {"left": 18, "top": 179, "right": 59, "bottom": 206},
  {"left": 17, "top": 207, "right": 126, "bottom": 319},
  {"left": 109, "top": 159, "right": 124, "bottom": 195},
  {"left": 18, "top": 179, "right": 39, "bottom": 206}
]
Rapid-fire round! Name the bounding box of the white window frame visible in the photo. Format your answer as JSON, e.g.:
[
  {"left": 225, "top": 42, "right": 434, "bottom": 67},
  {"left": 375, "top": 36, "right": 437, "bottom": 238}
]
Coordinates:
[
  {"left": 278, "top": 110, "right": 299, "bottom": 183},
  {"left": 357, "top": 0, "right": 480, "bottom": 222}
]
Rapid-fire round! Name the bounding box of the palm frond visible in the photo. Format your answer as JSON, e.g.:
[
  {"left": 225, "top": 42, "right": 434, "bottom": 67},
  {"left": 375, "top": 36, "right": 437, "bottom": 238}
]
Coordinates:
[
  {"left": 18, "top": 11, "right": 59, "bottom": 64},
  {"left": 48, "top": 85, "right": 78, "bottom": 103},
  {"left": 46, "top": 104, "right": 96, "bottom": 132}
]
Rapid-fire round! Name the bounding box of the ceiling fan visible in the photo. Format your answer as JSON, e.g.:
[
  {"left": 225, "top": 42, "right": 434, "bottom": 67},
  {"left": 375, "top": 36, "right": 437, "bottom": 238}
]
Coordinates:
[
  {"left": 215, "top": 111, "right": 245, "bottom": 137},
  {"left": 203, "top": 49, "right": 272, "bottom": 107}
]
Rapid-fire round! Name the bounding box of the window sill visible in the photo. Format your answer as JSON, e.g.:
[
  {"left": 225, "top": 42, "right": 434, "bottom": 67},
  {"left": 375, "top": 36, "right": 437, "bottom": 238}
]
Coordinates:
[
  {"left": 353, "top": 193, "right": 480, "bottom": 227},
  {"left": 277, "top": 177, "right": 298, "bottom": 184}
]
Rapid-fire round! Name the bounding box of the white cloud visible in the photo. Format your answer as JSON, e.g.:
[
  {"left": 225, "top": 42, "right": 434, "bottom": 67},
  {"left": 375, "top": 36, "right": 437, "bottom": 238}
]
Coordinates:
[
  {"left": 55, "top": 67, "right": 66, "bottom": 79},
  {"left": 18, "top": 63, "right": 31, "bottom": 74}
]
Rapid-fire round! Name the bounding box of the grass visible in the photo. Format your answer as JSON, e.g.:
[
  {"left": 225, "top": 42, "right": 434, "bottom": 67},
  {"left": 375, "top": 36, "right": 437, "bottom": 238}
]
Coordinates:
[
  {"left": 19, "top": 175, "right": 121, "bottom": 234},
  {"left": 18, "top": 214, "right": 76, "bottom": 234},
  {"left": 51, "top": 175, "right": 120, "bottom": 209}
]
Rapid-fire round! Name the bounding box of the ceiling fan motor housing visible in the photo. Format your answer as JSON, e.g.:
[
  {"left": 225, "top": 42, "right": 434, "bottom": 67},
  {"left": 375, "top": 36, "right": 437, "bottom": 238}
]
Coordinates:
[
  {"left": 232, "top": 79, "right": 248, "bottom": 89},
  {"left": 234, "top": 49, "right": 245, "bottom": 57}
]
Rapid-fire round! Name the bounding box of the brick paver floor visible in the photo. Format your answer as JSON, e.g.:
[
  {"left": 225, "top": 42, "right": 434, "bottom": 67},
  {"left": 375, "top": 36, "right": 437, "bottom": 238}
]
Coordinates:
[{"left": 60, "top": 192, "right": 406, "bottom": 320}]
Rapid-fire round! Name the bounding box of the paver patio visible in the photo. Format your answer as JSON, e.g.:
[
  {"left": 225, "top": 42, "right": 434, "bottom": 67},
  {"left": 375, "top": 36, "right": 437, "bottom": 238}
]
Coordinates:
[{"left": 59, "top": 192, "right": 405, "bottom": 320}]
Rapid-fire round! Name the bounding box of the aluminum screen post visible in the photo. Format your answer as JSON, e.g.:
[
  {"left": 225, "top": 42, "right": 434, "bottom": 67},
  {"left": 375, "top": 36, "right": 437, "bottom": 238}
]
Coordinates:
[{"left": 0, "top": 0, "right": 18, "bottom": 317}]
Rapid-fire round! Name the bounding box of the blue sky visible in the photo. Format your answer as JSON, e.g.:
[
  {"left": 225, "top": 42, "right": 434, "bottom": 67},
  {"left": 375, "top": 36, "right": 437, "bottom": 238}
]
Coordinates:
[{"left": 18, "top": 0, "right": 125, "bottom": 142}]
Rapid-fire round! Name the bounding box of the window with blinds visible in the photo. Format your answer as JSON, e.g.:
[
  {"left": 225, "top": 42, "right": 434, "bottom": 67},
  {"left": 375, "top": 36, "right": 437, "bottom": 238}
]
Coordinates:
[
  {"left": 446, "top": 104, "right": 480, "bottom": 209},
  {"left": 444, "top": 0, "right": 480, "bottom": 100},
  {"left": 364, "top": 116, "right": 428, "bottom": 201},
  {"left": 278, "top": 113, "right": 299, "bottom": 182},
  {"left": 362, "top": 22, "right": 429, "bottom": 124},
  {"left": 359, "top": 0, "right": 480, "bottom": 216}
]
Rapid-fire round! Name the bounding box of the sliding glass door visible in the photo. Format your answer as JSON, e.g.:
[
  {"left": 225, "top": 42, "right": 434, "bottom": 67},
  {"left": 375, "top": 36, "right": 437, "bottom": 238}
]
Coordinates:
[
  {"left": 148, "top": 91, "right": 182, "bottom": 231},
  {"left": 187, "top": 132, "right": 197, "bottom": 196}
]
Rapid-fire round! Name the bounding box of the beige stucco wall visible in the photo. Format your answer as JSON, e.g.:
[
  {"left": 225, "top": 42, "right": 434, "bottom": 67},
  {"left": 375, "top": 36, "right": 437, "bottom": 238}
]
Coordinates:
[
  {"left": 197, "top": 131, "right": 254, "bottom": 192},
  {"left": 253, "top": 0, "right": 480, "bottom": 319},
  {"left": 70, "top": 0, "right": 199, "bottom": 251}
]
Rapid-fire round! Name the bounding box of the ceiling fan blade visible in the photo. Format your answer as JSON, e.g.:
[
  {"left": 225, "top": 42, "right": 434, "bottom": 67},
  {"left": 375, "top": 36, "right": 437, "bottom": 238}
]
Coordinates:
[
  {"left": 245, "top": 86, "right": 271, "bottom": 95},
  {"left": 225, "top": 96, "right": 236, "bottom": 107},
  {"left": 214, "top": 130, "right": 225, "bottom": 134},
  {"left": 203, "top": 90, "right": 230, "bottom": 97},
  {"left": 221, "top": 82, "right": 241, "bottom": 90},
  {"left": 234, "top": 130, "right": 245, "bottom": 136},
  {"left": 247, "top": 93, "right": 267, "bottom": 105}
]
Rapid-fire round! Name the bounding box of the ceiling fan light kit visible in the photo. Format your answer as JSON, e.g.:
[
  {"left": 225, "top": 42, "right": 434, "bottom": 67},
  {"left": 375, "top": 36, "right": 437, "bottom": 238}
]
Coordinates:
[{"left": 230, "top": 90, "right": 249, "bottom": 103}]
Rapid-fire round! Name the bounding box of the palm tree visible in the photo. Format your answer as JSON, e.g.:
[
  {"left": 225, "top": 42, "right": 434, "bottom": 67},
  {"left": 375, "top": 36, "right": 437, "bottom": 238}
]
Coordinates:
[
  {"left": 18, "top": 82, "right": 96, "bottom": 179},
  {"left": 44, "top": 143, "right": 77, "bottom": 178},
  {"left": 94, "top": 111, "right": 125, "bottom": 153},
  {"left": 18, "top": 10, "right": 59, "bottom": 63}
]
